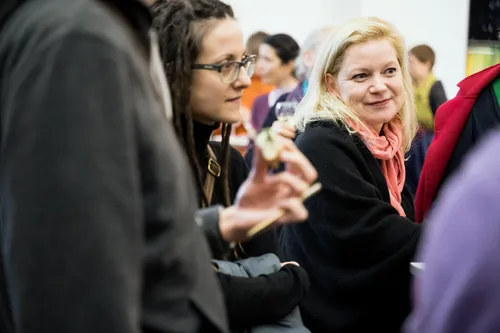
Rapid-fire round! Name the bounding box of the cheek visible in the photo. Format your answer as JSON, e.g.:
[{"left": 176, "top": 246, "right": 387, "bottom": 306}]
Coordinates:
[
  {"left": 339, "top": 84, "right": 365, "bottom": 105},
  {"left": 388, "top": 78, "right": 404, "bottom": 97},
  {"left": 388, "top": 79, "right": 405, "bottom": 107},
  {"left": 269, "top": 61, "right": 282, "bottom": 73},
  {"left": 190, "top": 75, "right": 226, "bottom": 115},
  {"left": 258, "top": 62, "right": 271, "bottom": 75},
  {"left": 416, "top": 64, "right": 425, "bottom": 75}
]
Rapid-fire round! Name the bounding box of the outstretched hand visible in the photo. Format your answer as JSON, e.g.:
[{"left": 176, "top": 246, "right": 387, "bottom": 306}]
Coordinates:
[{"left": 219, "top": 137, "right": 317, "bottom": 242}]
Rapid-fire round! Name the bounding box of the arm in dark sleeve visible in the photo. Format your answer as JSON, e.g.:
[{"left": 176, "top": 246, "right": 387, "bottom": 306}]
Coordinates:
[
  {"left": 1, "top": 33, "right": 142, "bottom": 333},
  {"left": 195, "top": 206, "right": 236, "bottom": 258},
  {"left": 429, "top": 80, "right": 448, "bottom": 115},
  {"left": 194, "top": 204, "right": 278, "bottom": 260},
  {"left": 217, "top": 265, "right": 309, "bottom": 329}
]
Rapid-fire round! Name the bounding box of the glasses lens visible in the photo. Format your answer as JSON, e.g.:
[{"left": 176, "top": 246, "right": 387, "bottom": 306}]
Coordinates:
[
  {"left": 220, "top": 57, "right": 256, "bottom": 83},
  {"left": 244, "top": 58, "right": 255, "bottom": 77},
  {"left": 220, "top": 63, "right": 238, "bottom": 83}
]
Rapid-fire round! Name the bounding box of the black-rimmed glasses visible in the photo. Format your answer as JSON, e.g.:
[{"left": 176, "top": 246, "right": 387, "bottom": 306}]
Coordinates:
[{"left": 192, "top": 55, "right": 256, "bottom": 84}]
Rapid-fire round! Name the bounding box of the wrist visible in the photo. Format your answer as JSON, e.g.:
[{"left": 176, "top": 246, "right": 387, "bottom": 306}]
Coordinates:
[{"left": 219, "top": 205, "right": 239, "bottom": 243}]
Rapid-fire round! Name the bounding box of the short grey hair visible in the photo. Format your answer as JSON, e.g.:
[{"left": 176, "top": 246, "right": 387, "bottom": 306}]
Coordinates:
[{"left": 295, "top": 26, "right": 337, "bottom": 80}]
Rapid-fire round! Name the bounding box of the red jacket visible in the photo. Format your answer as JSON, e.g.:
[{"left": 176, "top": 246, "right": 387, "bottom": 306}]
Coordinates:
[{"left": 415, "top": 64, "right": 500, "bottom": 222}]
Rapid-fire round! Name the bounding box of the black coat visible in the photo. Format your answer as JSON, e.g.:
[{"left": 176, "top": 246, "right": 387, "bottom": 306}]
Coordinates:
[{"left": 279, "top": 120, "right": 421, "bottom": 333}]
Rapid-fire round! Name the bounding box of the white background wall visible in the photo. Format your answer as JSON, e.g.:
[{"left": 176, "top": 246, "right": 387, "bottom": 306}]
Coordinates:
[{"left": 226, "top": 0, "right": 471, "bottom": 97}]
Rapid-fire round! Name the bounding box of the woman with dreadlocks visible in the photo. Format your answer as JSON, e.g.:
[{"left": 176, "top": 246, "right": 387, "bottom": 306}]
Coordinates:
[{"left": 151, "top": 0, "right": 310, "bottom": 330}]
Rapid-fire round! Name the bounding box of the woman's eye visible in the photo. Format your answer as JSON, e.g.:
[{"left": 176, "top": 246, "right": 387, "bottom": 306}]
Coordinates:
[
  {"left": 385, "top": 67, "right": 397, "bottom": 74},
  {"left": 352, "top": 73, "right": 367, "bottom": 80}
]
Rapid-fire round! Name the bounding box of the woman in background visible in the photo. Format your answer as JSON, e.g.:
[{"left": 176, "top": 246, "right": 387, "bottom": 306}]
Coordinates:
[
  {"left": 250, "top": 33, "right": 300, "bottom": 131},
  {"left": 244, "top": 26, "right": 336, "bottom": 166},
  {"left": 241, "top": 31, "right": 275, "bottom": 118},
  {"left": 405, "top": 44, "right": 447, "bottom": 196}
]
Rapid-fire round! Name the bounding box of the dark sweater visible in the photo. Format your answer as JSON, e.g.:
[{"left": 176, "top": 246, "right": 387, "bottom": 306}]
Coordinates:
[
  {"left": 429, "top": 80, "right": 448, "bottom": 115},
  {"left": 279, "top": 120, "right": 420, "bottom": 333},
  {"left": 189, "top": 120, "right": 310, "bottom": 330}
]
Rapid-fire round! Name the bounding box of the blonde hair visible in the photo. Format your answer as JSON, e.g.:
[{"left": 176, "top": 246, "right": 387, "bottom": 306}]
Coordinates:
[{"left": 294, "top": 17, "right": 417, "bottom": 152}]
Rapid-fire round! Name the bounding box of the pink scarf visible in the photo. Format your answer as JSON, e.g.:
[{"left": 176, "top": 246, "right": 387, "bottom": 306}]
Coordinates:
[{"left": 352, "top": 120, "right": 406, "bottom": 217}]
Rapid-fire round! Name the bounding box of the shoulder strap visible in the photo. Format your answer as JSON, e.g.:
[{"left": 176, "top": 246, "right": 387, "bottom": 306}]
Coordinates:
[{"left": 203, "top": 145, "right": 220, "bottom": 207}]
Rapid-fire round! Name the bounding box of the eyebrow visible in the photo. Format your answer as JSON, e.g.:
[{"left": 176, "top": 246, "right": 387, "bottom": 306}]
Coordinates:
[
  {"left": 211, "top": 51, "right": 247, "bottom": 63},
  {"left": 347, "top": 60, "right": 398, "bottom": 75}
]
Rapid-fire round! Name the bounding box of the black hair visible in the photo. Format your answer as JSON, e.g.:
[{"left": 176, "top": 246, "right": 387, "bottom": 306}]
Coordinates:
[
  {"left": 263, "top": 33, "right": 300, "bottom": 64},
  {"left": 152, "top": 0, "right": 234, "bottom": 207}
]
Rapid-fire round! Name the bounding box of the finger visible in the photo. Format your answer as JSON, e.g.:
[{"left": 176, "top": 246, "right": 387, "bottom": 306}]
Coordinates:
[
  {"left": 266, "top": 171, "right": 309, "bottom": 195},
  {"left": 283, "top": 124, "right": 296, "bottom": 133},
  {"left": 276, "top": 136, "right": 298, "bottom": 151},
  {"left": 271, "top": 121, "right": 281, "bottom": 131},
  {"left": 249, "top": 144, "right": 269, "bottom": 183},
  {"left": 276, "top": 198, "right": 309, "bottom": 223},
  {"left": 276, "top": 131, "right": 295, "bottom": 140},
  {"left": 272, "top": 122, "right": 295, "bottom": 138},
  {"left": 280, "top": 128, "right": 296, "bottom": 139}
]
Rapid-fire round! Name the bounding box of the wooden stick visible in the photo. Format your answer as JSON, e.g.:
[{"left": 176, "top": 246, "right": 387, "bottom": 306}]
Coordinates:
[{"left": 246, "top": 182, "right": 322, "bottom": 237}]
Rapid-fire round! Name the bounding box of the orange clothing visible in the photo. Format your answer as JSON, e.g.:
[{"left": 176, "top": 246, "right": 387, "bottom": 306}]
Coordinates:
[{"left": 242, "top": 76, "right": 274, "bottom": 110}]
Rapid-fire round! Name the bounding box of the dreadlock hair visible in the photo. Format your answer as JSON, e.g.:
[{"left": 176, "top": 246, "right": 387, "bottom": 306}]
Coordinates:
[{"left": 152, "top": 0, "right": 235, "bottom": 208}]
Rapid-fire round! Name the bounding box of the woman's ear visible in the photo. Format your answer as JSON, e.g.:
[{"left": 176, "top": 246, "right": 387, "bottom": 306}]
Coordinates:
[{"left": 325, "top": 73, "right": 337, "bottom": 94}]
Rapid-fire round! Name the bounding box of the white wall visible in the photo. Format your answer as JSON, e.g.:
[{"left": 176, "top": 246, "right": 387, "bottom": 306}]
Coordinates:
[
  {"left": 227, "top": 0, "right": 326, "bottom": 43},
  {"left": 361, "top": 0, "right": 470, "bottom": 96},
  {"left": 225, "top": 0, "right": 470, "bottom": 96}
]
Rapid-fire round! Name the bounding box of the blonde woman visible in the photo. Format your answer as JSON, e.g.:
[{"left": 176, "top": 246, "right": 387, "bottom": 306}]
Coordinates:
[{"left": 279, "top": 17, "right": 421, "bottom": 333}]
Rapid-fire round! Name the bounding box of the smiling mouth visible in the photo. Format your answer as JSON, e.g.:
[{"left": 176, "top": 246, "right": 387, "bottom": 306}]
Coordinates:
[
  {"left": 226, "top": 97, "right": 241, "bottom": 102},
  {"left": 367, "top": 98, "right": 391, "bottom": 106}
]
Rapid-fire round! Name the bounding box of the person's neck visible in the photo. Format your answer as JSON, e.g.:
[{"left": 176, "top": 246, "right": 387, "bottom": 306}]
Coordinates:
[
  {"left": 414, "top": 72, "right": 432, "bottom": 87},
  {"left": 180, "top": 115, "right": 219, "bottom": 158},
  {"left": 276, "top": 76, "right": 299, "bottom": 91}
]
